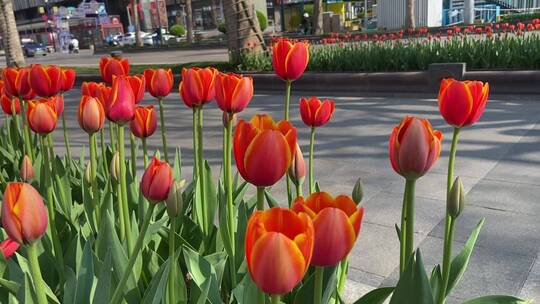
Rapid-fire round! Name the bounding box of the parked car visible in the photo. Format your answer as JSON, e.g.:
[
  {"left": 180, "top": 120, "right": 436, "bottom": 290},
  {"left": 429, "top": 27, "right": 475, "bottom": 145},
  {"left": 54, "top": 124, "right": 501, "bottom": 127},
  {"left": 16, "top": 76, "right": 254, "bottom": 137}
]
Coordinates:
[
  {"left": 22, "top": 42, "right": 47, "bottom": 57},
  {"left": 119, "top": 31, "right": 148, "bottom": 46}
]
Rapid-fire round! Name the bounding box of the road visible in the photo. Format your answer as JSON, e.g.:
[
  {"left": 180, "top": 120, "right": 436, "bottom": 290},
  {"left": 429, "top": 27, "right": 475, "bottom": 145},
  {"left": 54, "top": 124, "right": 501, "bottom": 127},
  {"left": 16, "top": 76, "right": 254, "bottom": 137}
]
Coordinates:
[{"left": 0, "top": 48, "right": 229, "bottom": 67}]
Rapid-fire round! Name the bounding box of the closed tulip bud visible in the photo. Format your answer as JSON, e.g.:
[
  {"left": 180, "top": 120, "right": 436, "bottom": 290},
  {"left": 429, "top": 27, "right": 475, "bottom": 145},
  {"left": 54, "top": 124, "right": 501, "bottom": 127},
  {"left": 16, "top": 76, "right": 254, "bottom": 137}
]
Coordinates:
[
  {"left": 110, "top": 151, "right": 120, "bottom": 181},
  {"left": 0, "top": 238, "right": 20, "bottom": 260},
  {"left": 61, "top": 68, "right": 76, "bottom": 92},
  {"left": 448, "top": 177, "right": 465, "bottom": 218},
  {"left": 78, "top": 96, "right": 105, "bottom": 134},
  {"left": 85, "top": 162, "right": 92, "bottom": 184},
  {"left": 352, "top": 178, "right": 364, "bottom": 205},
  {"left": 19, "top": 155, "right": 34, "bottom": 181},
  {"left": 140, "top": 157, "right": 174, "bottom": 203},
  {"left": 27, "top": 97, "right": 58, "bottom": 134},
  {"left": 1, "top": 95, "right": 21, "bottom": 115},
  {"left": 179, "top": 67, "right": 218, "bottom": 108},
  {"left": 438, "top": 78, "right": 489, "bottom": 128},
  {"left": 28, "top": 64, "right": 63, "bottom": 97},
  {"left": 107, "top": 76, "right": 136, "bottom": 124},
  {"left": 234, "top": 114, "right": 296, "bottom": 187},
  {"left": 389, "top": 116, "right": 442, "bottom": 180},
  {"left": 144, "top": 68, "right": 174, "bottom": 98},
  {"left": 2, "top": 182, "right": 48, "bottom": 244},
  {"left": 288, "top": 144, "right": 305, "bottom": 186},
  {"left": 99, "top": 56, "right": 130, "bottom": 84},
  {"left": 292, "top": 192, "right": 364, "bottom": 266},
  {"left": 2, "top": 67, "right": 33, "bottom": 99},
  {"left": 130, "top": 105, "right": 157, "bottom": 138},
  {"left": 166, "top": 179, "right": 185, "bottom": 217},
  {"left": 215, "top": 72, "right": 254, "bottom": 113},
  {"left": 245, "top": 208, "right": 314, "bottom": 294},
  {"left": 272, "top": 38, "right": 310, "bottom": 82},
  {"left": 299, "top": 97, "right": 335, "bottom": 127}
]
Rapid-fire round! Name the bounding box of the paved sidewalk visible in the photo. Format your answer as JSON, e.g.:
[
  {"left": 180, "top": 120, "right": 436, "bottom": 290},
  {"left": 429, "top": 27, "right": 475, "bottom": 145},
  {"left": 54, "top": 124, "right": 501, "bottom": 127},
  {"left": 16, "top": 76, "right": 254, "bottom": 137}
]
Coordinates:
[{"left": 20, "top": 91, "right": 540, "bottom": 303}]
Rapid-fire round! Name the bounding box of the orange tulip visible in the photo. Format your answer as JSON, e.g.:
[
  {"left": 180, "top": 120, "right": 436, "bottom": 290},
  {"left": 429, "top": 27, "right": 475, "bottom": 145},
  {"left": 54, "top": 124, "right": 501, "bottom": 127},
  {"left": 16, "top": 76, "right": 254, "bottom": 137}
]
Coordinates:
[
  {"left": 389, "top": 116, "right": 442, "bottom": 180},
  {"left": 438, "top": 78, "right": 489, "bottom": 128},
  {"left": 20, "top": 155, "right": 34, "bottom": 181},
  {"left": 2, "top": 67, "right": 34, "bottom": 99},
  {"left": 292, "top": 192, "right": 364, "bottom": 266},
  {"left": 144, "top": 68, "right": 174, "bottom": 98},
  {"left": 0, "top": 238, "right": 20, "bottom": 259},
  {"left": 272, "top": 38, "right": 309, "bottom": 81},
  {"left": 28, "top": 64, "right": 63, "bottom": 97},
  {"left": 27, "top": 97, "right": 58, "bottom": 134},
  {"left": 96, "top": 84, "right": 113, "bottom": 111},
  {"left": 55, "top": 94, "right": 64, "bottom": 115},
  {"left": 1, "top": 95, "right": 21, "bottom": 115},
  {"left": 127, "top": 74, "right": 146, "bottom": 103},
  {"left": 215, "top": 72, "right": 254, "bottom": 113},
  {"left": 179, "top": 67, "right": 218, "bottom": 108},
  {"left": 78, "top": 96, "right": 105, "bottom": 134},
  {"left": 81, "top": 81, "right": 102, "bottom": 97},
  {"left": 299, "top": 97, "right": 335, "bottom": 127},
  {"left": 107, "top": 76, "right": 135, "bottom": 124},
  {"left": 99, "top": 56, "right": 130, "bottom": 84},
  {"left": 130, "top": 105, "right": 157, "bottom": 138},
  {"left": 140, "top": 157, "right": 174, "bottom": 203},
  {"left": 1, "top": 182, "right": 48, "bottom": 244},
  {"left": 245, "top": 207, "right": 314, "bottom": 294},
  {"left": 61, "top": 68, "right": 76, "bottom": 92},
  {"left": 233, "top": 114, "right": 296, "bottom": 187}
]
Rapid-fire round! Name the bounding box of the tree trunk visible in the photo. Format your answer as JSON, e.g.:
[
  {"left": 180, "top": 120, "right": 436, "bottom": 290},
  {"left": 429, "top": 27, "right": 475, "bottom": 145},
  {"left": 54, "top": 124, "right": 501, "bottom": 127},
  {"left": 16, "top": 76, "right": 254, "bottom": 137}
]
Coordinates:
[
  {"left": 222, "top": 0, "right": 265, "bottom": 62},
  {"left": 0, "top": 0, "right": 25, "bottom": 67},
  {"left": 132, "top": 0, "right": 143, "bottom": 47},
  {"left": 186, "top": 0, "right": 194, "bottom": 43},
  {"left": 405, "top": 0, "right": 415, "bottom": 29},
  {"left": 210, "top": 0, "right": 220, "bottom": 28},
  {"left": 313, "top": 0, "right": 323, "bottom": 34}
]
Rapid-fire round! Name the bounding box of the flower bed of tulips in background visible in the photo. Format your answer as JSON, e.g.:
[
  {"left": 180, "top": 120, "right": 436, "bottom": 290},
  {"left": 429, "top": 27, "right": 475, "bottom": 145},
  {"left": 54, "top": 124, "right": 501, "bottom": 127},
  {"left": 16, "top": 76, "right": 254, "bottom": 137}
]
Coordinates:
[
  {"left": 240, "top": 22, "right": 540, "bottom": 72},
  {"left": 0, "top": 38, "right": 531, "bottom": 304}
]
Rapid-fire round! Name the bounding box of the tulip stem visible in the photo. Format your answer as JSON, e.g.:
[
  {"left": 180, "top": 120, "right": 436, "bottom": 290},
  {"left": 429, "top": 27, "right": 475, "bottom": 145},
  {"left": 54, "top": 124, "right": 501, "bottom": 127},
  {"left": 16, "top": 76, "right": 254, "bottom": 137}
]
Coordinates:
[
  {"left": 271, "top": 295, "right": 281, "bottom": 304},
  {"left": 225, "top": 115, "right": 237, "bottom": 287},
  {"left": 256, "top": 187, "right": 265, "bottom": 210},
  {"left": 404, "top": 179, "right": 416, "bottom": 266},
  {"left": 19, "top": 99, "right": 34, "bottom": 161},
  {"left": 117, "top": 124, "right": 133, "bottom": 252},
  {"left": 130, "top": 132, "right": 137, "bottom": 177},
  {"left": 192, "top": 108, "right": 199, "bottom": 180},
  {"left": 142, "top": 138, "right": 149, "bottom": 168},
  {"left": 284, "top": 80, "right": 292, "bottom": 121},
  {"left": 296, "top": 182, "right": 303, "bottom": 198},
  {"left": 399, "top": 184, "right": 409, "bottom": 275},
  {"left": 110, "top": 203, "right": 156, "bottom": 304},
  {"left": 438, "top": 127, "right": 461, "bottom": 304},
  {"left": 158, "top": 97, "right": 169, "bottom": 163},
  {"left": 27, "top": 242, "right": 48, "bottom": 304},
  {"left": 196, "top": 106, "right": 207, "bottom": 234},
  {"left": 309, "top": 127, "right": 316, "bottom": 194},
  {"left": 61, "top": 108, "right": 72, "bottom": 161},
  {"left": 89, "top": 133, "right": 100, "bottom": 229},
  {"left": 168, "top": 216, "right": 177, "bottom": 304},
  {"left": 109, "top": 122, "right": 116, "bottom": 151},
  {"left": 314, "top": 266, "right": 324, "bottom": 304},
  {"left": 100, "top": 129, "right": 108, "bottom": 174}
]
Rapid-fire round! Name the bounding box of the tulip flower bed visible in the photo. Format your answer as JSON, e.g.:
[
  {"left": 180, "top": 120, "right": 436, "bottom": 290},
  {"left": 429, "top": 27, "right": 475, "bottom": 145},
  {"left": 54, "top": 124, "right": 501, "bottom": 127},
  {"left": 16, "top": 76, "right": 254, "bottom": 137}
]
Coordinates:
[
  {"left": 240, "top": 31, "right": 540, "bottom": 72},
  {"left": 0, "top": 38, "right": 531, "bottom": 304}
]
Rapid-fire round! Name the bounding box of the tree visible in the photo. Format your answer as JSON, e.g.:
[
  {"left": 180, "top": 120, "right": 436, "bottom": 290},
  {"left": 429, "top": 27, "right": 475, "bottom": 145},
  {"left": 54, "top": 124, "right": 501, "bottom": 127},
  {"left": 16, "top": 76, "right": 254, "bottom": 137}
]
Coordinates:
[
  {"left": 222, "top": 0, "right": 265, "bottom": 62},
  {"left": 0, "top": 0, "right": 25, "bottom": 67},
  {"left": 186, "top": 0, "right": 194, "bottom": 43},
  {"left": 132, "top": 0, "right": 143, "bottom": 47},
  {"left": 313, "top": 0, "right": 323, "bottom": 34},
  {"left": 405, "top": 0, "right": 416, "bottom": 29}
]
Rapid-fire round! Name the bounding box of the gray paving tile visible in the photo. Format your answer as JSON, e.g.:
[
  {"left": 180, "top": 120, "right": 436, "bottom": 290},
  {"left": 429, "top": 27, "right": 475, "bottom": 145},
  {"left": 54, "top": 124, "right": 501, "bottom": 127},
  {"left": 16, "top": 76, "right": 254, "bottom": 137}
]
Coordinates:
[{"left": 520, "top": 255, "right": 540, "bottom": 302}]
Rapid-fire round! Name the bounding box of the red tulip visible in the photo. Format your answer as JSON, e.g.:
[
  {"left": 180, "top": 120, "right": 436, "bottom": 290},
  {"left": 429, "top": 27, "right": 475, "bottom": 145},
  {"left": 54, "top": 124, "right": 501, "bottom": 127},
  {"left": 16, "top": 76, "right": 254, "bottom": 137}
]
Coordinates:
[
  {"left": 2, "top": 67, "right": 34, "bottom": 99},
  {"left": 1, "top": 95, "right": 21, "bottom": 115},
  {"left": 215, "top": 72, "right": 254, "bottom": 113},
  {"left": 389, "top": 116, "right": 442, "bottom": 180},
  {"left": 61, "top": 68, "right": 76, "bottom": 92},
  {"left": 107, "top": 76, "right": 136, "bottom": 124},
  {"left": 130, "top": 105, "right": 157, "bottom": 138},
  {"left": 272, "top": 38, "right": 309, "bottom": 81},
  {"left": 19, "top": 155, "right": 34, "bottom": 181},
  {"left": 292, "top": 192, "right": 364, "bottom": 266},
  {"left": 27, "top": 97, "right": 58, "bottom": 134},
  {"left": 28, "top": 64, "right": 63, "bottom": 97},
  {"left": 144, "top": 68, "right": 174, "bottom": 98},
  {"left": 55, "top": 94, "right": 64, "bottom": 115},
  {"left": 140, "top": 157, "right": 174, "bottom": 203},
  {"left": 99, "top": 56, "right": 130, "bottom": 84},
  {"left": 233, "top": 114, "right": 296, "bottom": 187},
  {"left": 179, "top": 67, "right": 218, "bottom": 108},
  {"left": 78, "top": 96, "right": 105, "bottom": 134},
  {"left": 245, "top": 207, "right": 314, "bottom": 294},
  {"left": 127, "top": 74, "right": 146, "bottom": 103},
  {"left": 96, "top": 84, "right": 113, "bottom": 111},
  {"left": 81, "top": 81, "right": 102, "bottom": 97},
  {"left": 2, "top": 182, "right": 48, "bottom": 244},
  {"left": 299, "top": 97, "right": 335, "bottom": 127},
  {"left": 0, "top": 238, "right": 20, "bottom": 259},
  {"left": 438, "top": 78, "right": 489, "bottom": 128}
]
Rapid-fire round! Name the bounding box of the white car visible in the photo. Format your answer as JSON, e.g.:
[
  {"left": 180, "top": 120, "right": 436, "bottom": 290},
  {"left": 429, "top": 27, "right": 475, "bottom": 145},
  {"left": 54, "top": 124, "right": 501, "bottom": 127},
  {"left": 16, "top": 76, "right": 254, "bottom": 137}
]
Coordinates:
[{"left": 119, "top": 31, "right": 148, "bottom": 46}]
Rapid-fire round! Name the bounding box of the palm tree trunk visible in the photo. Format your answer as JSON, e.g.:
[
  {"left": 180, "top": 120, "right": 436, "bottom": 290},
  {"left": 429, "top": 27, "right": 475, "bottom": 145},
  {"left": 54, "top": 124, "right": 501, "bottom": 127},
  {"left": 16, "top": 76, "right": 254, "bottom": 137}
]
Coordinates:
[
  {"left": 223, "top": 0, "right": 265, "bottom": 62},
  {"left": 405, "top": 0, "right": 415, "bottom": 29},
  {"left": 132, "top": 0, "right": 143, "bottom": 47},
  {"left": 313, "top": 0, "right": 323, "bottom": 34},
  {"left": 186, "top": 0, "right": 194, "bottom": 43},
  {"left": 0, "top": 0, "right": 25, "bottom": 67}
]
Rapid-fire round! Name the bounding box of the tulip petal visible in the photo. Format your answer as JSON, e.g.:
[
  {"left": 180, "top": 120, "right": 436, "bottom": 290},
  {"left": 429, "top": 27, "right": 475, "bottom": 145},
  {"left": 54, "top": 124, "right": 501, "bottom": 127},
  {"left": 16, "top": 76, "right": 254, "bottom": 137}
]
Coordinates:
[
  {"left": 17, "top": 184, "right": 48, "bottom": 243},
  {"left": 313, "top": 99, "right": 335, "bottom": 127},
  {"left": 397, "top": 119, "right": 430, "bottom": 177},
  {"left": 272, "top": 40, "right": 293, "bottom": 80},
  {"left": 311, "top": 208, "right": 356, "bottom": 266},
  {"left": 285, "top": 42, "right": 309, "bottom": 81},
  {"left": 348, "top": 207, "right": 365, "bottom": 237},
  {"left": 233, "top": 120, "right": 260, "bottom": 179},
  {"left": 244, "top": 130, "right": 291, "bottom": 186},
  {"left": 439, "top": 81, "right": 474, "bottom": 127}
]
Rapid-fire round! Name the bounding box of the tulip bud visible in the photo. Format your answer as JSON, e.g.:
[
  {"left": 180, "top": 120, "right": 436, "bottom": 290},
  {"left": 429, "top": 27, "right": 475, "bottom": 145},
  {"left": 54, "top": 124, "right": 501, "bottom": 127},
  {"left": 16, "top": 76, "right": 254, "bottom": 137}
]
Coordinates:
[
  {"left": 352, "top": 178, "right": 364, "bottom": 205},
  {"left": 447, "top": 177, "right": 465, "bottom": 218},
  {"left": 140, "top": 157, "right": 174, "bottom": 203},
  {"left": 85, "top": 162, "right": 92, "bottom": 184},
  {"left": 166, "top": 179, "right": 185, "bottom": 218},
  {"left": 288, "top": 144, "right": 305, "bottom": 186},
  {"left": 110, "top": 152, "right": 120, "bottom": 182},
  {"left": 19, "top": 155, "right": 34, "bottom": 181}
]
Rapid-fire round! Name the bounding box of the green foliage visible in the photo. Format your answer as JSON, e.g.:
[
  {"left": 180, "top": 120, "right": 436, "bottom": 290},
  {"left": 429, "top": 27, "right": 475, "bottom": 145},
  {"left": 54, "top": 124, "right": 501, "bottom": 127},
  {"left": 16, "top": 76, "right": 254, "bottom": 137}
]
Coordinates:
[
  {"left": 170, "top": 24, "right": 186, "bottom": 37},
  {"left": 500, "top": 12, "right": 540, "bottom": 24},
  {"left": 218, "top": 21, "right": 227, "bottom": 34},
  {"left": 256, "top": 10, "right": 268, "bottom": 32}
]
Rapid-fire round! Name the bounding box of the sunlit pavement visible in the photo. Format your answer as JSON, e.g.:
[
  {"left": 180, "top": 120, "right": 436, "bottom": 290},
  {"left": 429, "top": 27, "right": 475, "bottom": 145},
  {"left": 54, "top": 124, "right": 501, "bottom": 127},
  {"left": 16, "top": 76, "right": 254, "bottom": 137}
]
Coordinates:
[{"left": 5, "top": 90, "right": 540, "bottom": 303}]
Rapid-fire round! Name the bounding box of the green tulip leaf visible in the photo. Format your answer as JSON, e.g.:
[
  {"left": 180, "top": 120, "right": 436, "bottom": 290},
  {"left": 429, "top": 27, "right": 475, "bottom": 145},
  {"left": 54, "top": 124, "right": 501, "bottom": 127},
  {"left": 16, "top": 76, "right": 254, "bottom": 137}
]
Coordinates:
[
  {"left": 183, "top": 247, "right": 224, "bottom": 304},
  {"left": 264, "top": 189, "right": 279, "bottom": 208},
  {"left": 293, "top": 265, "right": 338, "bottom": 304},
  {"left": 352, "top": 287, "right": 394, "bottom": 304},
  {"left": 461, "top": 295, "right": 532, "bottom": 304},
  {"left": 93, "top": 251, "right": 112, "bottom": 304},
  {"left": 141, "top": 257, "right": 170, "bottom": 304},
  {"left": 232, "top": 273, "right": 261, "bottom": 304},
  {"left": 390, "top": 250, "right": 434, "bottom": 304},
  {"left": 430, "top": 264, "right": 442, "bottom": 300}
]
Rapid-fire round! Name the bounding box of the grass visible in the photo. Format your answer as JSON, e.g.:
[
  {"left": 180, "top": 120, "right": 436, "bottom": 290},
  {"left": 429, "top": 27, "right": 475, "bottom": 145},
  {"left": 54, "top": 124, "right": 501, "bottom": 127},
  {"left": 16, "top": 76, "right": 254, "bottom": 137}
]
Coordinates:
[{"left": 67, "top": 61, "right": 234, "bottom": 75}]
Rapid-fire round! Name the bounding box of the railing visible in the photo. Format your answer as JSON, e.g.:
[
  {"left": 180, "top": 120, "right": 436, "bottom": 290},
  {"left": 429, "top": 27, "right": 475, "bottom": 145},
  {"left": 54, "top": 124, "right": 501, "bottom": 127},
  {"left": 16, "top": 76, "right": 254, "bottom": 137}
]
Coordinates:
[{"left": 443, "top": 4, "right": 500, "bottom": 25}]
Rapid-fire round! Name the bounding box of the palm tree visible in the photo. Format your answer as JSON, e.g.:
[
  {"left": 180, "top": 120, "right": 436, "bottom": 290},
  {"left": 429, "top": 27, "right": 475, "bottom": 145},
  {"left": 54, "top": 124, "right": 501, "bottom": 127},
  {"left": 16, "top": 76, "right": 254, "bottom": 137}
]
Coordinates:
[
  {"left": 132, "top": 0, "right": 143, "bottom": 47},
  {"left": 405, "top": 0, "right": 415, "bottom": 29},
  {"left": 313, "top": 0, "right": 323, "bottom": 34},
  {"left": 222, "top": 0, "right": 264, "bottom": 61},
  {"left": 0, "top": 0, "right": 25, "bottom": 67}
]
